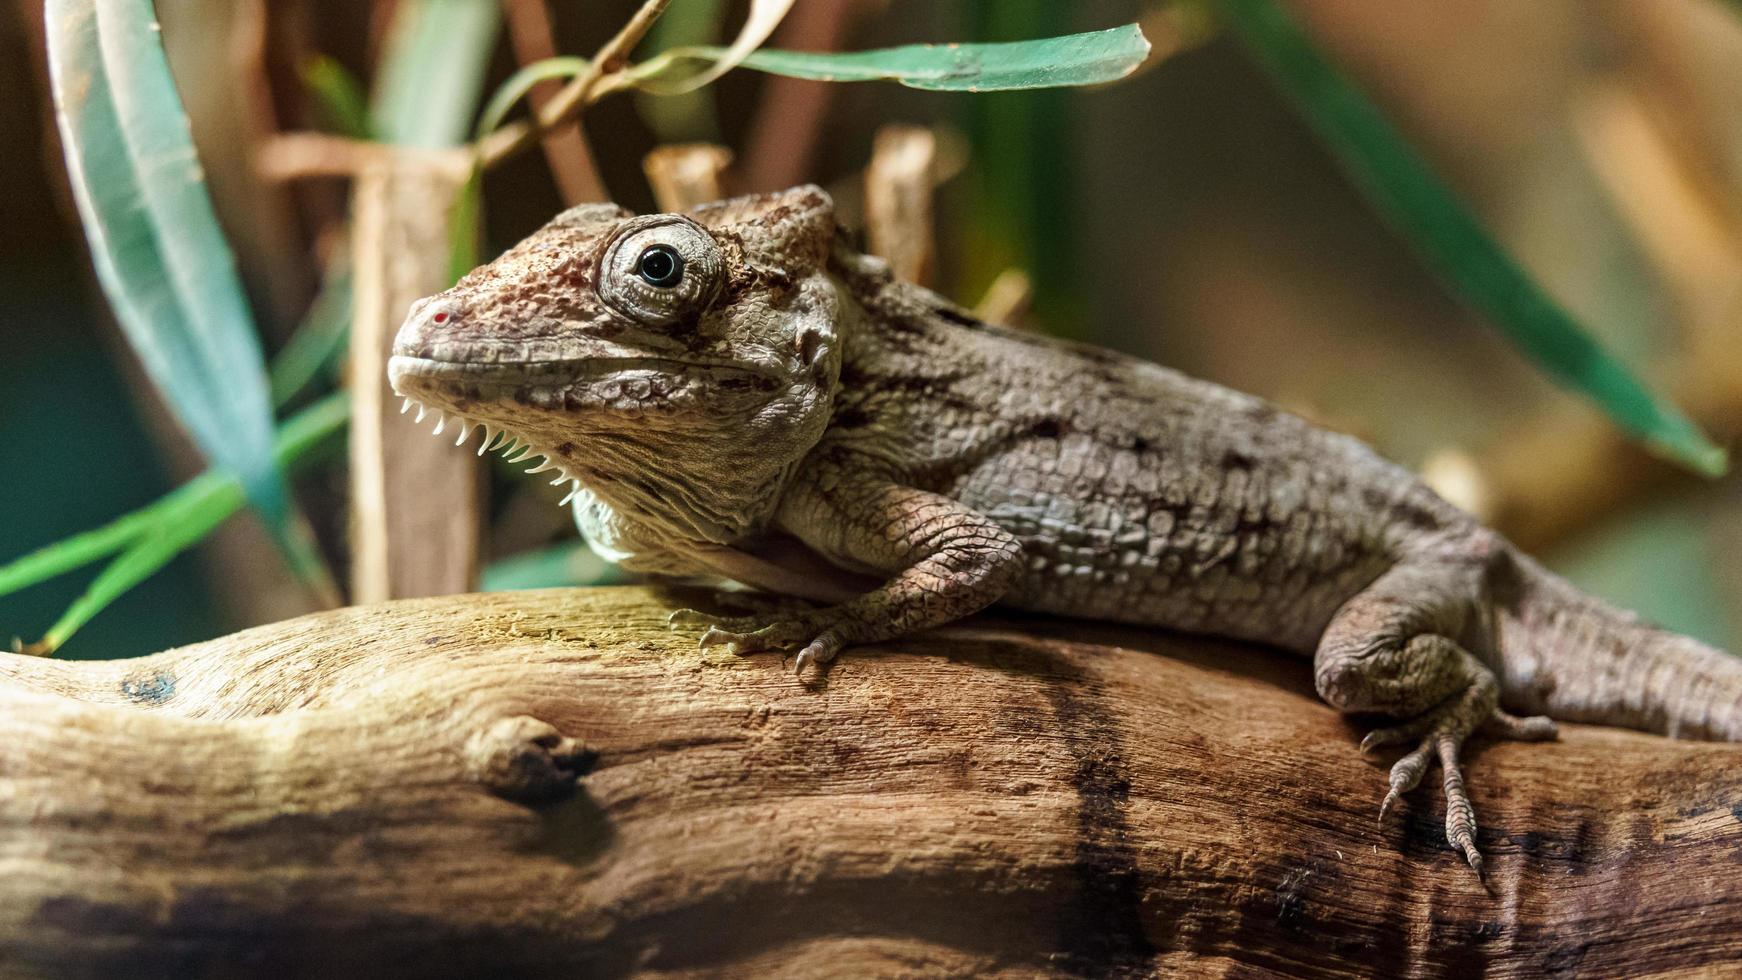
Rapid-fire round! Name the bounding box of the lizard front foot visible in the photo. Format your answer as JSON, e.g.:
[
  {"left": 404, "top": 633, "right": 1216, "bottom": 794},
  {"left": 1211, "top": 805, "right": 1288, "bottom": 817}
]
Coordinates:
[{"left": 668, "top": 607, "right": 851, "bottom": 678}]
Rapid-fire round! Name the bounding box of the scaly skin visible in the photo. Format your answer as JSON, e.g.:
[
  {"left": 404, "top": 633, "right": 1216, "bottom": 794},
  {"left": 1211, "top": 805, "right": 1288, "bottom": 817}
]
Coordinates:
[{"left": 389, "top": 186, "right": 1742, "bottom": 882}]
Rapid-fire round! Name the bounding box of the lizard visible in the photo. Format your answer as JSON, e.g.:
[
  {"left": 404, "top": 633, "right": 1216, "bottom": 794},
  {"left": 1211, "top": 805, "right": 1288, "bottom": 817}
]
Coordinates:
[{"left": 388, "top": 184, "right": 1742, "bottom": 880}]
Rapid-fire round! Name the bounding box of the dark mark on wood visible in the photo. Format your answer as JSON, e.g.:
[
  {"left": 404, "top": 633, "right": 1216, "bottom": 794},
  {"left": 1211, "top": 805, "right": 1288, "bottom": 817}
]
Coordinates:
[{"left": 119, "top": 671, "right": 176, "bottom": 705}]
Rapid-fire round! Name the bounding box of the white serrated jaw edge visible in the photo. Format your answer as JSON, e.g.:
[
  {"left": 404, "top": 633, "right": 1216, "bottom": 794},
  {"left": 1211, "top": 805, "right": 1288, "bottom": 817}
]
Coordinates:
[{"left": 395, "top": 393, "right": 580, "bottom": 506}]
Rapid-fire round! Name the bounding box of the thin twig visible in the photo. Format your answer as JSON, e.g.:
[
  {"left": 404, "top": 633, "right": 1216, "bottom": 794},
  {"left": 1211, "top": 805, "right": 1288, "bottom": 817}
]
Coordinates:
[
  {"left": 476, "top": 0, "right": 673, "bottom": 170},
  {"left": 498, "top": 0, "right": 609, "bottom": 204}
]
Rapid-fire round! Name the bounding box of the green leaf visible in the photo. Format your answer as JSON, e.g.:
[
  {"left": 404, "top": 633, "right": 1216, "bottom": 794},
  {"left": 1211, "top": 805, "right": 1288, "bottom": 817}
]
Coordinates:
[
  {"left": 300, "top": 54, "right": 374, "bottom": 139},
  {"left": 636, "top": 0, "right": 795, "bottom": 96},
  {"left": 476, "top": 55, "right": 588, "bottom": 139},
  {"left": 1211, "top": 0, "right": 1727, "bottom": 476},
  {"left": 0, "top": 473, "right": 222, "bottom": 601},
  {"left": 268, "top": 255, "right": 353, "bottom": 409},
  {"left": 631, "top": 24, "right": 1152, "bottom": 92},
  {"left": 46, "top": 0, "right": 292, "bottom": 527},
  {"left": 635, "top": 0, "right": 726, "bottom": 141},
  {"left": 448, "top": 164, "right": 484, "bottom": 287},
  {"left": 373, "top": 0, "right": 502, "bottom": 148},
  {"left": 2, "top": 393, "right": 350, "bottom": 653},
  {"left": 32, "top": 483, "right": 239, "bottom": 655}
]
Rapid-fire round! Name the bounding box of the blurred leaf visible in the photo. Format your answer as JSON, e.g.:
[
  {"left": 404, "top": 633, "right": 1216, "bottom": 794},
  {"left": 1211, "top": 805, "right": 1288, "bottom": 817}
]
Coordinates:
[
  {"left": 30, "top": 484, "right": 239, "bottom": 655},
  {"left": 637, "top": 0, "right": 795, "bottom": 96},
  {"left": 1213, "top": 0, "right": 1727, "bottom": 476},
  {"left": 632, "top": 24, "right": 1152, "bottom": 92},
  {"left": 3, "top": 393, "right": 349, "bottom": 653},
  {"left": 0, "top": 474, "right": 220, "bottom": 601},
  {"left": 448, "top": 165, "right": 484, "bottom": 287},
  {"left": 45, "top": 0, "right": 291, "bottom": 529},
  {"left": 636, "top": 0, "right": 725, "bottom": 141},
  {"left": 372, "top": 0, "right": 502, "bottom": 148},
  {"left": 477, "top": 55, "right": 588, "bottom": 138},
  {"left": 301, "top": 54, "right": 373, "bottom": 139},
  {"left": 482, "top": 540, "right": 626, "bottom": 591},
  {"left": 268, "top": 255, "right": 353, "bottom": 408},
  {"left": 958, "top": 3, "right": 1090, "bottom": 339}
]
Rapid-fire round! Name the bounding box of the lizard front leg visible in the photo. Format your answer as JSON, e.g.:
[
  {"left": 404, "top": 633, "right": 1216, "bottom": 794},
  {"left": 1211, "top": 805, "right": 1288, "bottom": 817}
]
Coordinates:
[{"left": 672, "top": 475, "right": 1025, "bottom": 678}]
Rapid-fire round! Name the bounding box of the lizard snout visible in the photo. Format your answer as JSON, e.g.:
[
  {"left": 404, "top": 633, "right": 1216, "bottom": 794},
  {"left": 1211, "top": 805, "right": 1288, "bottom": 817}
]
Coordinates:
[{"left": 392, "top": 296, "right": 464, "bottom": 359}]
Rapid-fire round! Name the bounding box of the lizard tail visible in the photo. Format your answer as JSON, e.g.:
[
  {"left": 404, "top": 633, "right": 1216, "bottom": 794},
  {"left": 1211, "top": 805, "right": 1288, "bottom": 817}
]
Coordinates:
[{"left": 1495, "top": 550, "right": 1742, "bottom": 742}]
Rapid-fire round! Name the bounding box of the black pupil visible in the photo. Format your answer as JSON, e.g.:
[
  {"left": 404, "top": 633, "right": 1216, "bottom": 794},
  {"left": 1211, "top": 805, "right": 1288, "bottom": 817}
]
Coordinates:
[{"left": 636, "top": 244, "right": 684, "bottom": 288}]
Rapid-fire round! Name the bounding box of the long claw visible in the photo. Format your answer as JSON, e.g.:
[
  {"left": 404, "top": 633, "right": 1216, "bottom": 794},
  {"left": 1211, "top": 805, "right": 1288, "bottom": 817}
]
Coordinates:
[{"left": 1378, "top": 788, "right": 1401, "bottom": 825}]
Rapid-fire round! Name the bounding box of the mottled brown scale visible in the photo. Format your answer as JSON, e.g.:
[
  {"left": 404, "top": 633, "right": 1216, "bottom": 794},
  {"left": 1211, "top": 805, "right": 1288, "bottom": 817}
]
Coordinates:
[{"left": 389, "top": 186, "right": 1742, "bottom": 884}]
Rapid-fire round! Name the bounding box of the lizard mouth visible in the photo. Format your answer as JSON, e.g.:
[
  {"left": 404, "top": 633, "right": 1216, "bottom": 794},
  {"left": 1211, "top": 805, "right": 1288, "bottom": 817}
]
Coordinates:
[
  {"left": 386, "top": 358, "right": 588, "bottom": 507},
  {"left": 386, "top": 353, "right": 783, "bottom": 510},
  {"left": 387, "top": 352, "right": 775, "bottom": 387}
]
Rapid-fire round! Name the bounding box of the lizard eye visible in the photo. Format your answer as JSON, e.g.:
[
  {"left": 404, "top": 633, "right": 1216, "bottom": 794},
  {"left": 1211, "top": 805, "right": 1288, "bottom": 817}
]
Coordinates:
[
  {"left": 598, "top": 216, "right": 721, "bottom": 326},
  {"left": 635, "top": 244, "right": 684, "bottom": 288}
]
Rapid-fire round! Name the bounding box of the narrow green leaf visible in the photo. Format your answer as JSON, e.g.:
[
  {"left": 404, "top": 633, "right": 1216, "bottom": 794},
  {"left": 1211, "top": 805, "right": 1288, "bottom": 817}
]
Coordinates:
[
  {"left": 46, "top": 0, "right": 292, "bottom": 526},
  {"left": 301, "top": 54, "right": 374, "bottom": 139},
  {"left": 636, "top": 0, "right": 725, "bottom": 141},
  {"left": 636, "top": 0, "right": 794, "bottom": 96},
  {"left": 0, "top": 473, "right": 222, "bottom": 600},
  {"left": 268, "top": 255, "right": 353, "bottom": 409},
  {"left": 1212, "top": 0, "right": 1726, "bottom": 475},
  {"left": 476, "top": 55, "right": 588, "bottom": 139},
  {"left": 34, "top": 484, "right": 239, "bottom": 655},
  {"left": 632, "top": 24, "right": 1152, "bottom": 92},
  {"left": 4, "top": 393, "right": 350, "bottom": 653},
  {"left": 373, "top": 0, "right": 502, "bottom": 148},
  {"left": 448, "top": 164, "right": 484, "bottom": 287}
]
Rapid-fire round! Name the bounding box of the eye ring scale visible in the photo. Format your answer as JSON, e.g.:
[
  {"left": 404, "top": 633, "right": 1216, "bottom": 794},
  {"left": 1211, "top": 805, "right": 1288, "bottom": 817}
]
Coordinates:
[{"left": 636, "top": 244, "right": 685, "bottom": 288}]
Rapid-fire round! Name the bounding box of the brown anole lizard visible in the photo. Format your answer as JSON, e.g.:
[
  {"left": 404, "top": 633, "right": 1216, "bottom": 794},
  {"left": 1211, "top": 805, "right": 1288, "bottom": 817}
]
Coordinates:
[{"left": 388, "top": 186, "right": 1742, "bottom": 880}]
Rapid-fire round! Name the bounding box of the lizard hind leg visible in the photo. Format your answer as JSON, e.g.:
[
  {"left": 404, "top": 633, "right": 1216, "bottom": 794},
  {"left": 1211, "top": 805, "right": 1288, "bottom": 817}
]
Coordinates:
[{"left": 1315, "top": 562, "right": 1557, "bottom": 880}]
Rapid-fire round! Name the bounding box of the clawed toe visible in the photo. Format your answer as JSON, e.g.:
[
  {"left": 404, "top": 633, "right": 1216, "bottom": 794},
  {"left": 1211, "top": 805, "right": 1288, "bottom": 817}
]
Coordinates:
[{"left": 1363, "top": 700, "right": 1558, "bottom": 879}]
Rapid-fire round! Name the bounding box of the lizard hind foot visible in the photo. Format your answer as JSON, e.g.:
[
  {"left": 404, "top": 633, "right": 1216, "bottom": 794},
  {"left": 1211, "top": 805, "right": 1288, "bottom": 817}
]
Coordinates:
[{"left": 1361, "top": 685, "right": 1557, "bottom": 878}]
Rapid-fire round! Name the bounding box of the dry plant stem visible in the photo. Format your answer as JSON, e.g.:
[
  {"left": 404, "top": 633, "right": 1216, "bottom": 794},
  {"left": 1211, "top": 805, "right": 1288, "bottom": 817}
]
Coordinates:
[
  {"left": 349, "top": 149, "right": 484, "bottom": 601},
  {"left": 2, "top": 586, "right": 1739, "bottom": 976},
  {"left": 863, "top": 125, "right": 938, "bottom": 287},
  {"left": 499, "top": 0, "right": 608, "bottom": 204},
  {"left": 642, "top": 144, "right": 734, "bottom": 212},
  {"left": 476, "top": 0, "right": 674, "bottom": 171},
  {"left": 973, "top": 267, "right": 1034, "bottom": 328},
  {"left": 256, "top": 131, "right": 390, "bottom": 181}
]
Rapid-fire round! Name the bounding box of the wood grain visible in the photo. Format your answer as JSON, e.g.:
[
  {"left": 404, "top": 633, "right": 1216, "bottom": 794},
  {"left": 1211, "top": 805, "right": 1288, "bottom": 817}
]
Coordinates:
[{"left": 1, "top": 586, "right": 1738, "bottom": 978}]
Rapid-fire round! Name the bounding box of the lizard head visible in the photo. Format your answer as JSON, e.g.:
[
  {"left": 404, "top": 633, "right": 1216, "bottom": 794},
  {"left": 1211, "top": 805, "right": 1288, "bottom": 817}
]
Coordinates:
[{"left": 387, "top": 186, "right": 845, "bottom": 532}]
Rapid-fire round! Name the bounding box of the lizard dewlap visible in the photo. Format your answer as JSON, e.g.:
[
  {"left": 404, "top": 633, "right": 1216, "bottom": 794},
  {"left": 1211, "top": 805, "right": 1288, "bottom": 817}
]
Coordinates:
[{"left": 388, "top": 185, "right": 1742, "bottom": 881}]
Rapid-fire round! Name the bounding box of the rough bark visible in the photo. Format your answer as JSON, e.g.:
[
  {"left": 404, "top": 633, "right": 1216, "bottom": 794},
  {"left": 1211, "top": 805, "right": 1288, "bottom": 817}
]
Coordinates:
[{"left": 1, "top": 586, "right": 1738, "bottom": 978}]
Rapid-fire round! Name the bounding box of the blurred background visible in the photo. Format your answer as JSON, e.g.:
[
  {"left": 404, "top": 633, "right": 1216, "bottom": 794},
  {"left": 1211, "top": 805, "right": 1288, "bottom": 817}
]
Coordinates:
[{"left": 2, "top": 0, "right": 1739, "bottom": 659}]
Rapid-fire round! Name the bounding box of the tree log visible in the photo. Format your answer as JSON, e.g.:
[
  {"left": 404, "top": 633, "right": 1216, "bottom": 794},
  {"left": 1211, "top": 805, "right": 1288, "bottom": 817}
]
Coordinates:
[{"left": 2, "top": 586, "right": 1739, "bottom": 978}]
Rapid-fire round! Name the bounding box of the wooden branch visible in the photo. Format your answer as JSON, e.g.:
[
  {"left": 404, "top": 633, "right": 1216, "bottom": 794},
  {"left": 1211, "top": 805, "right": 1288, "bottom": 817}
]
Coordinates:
[
  {"left": 348, "top": 149, "right": 484, "bottom": 601},
  {"left": 2, "top": 586, "right": 1739, "bottom": 976}
]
